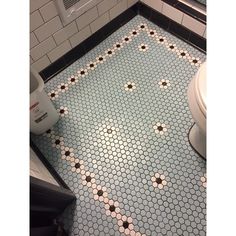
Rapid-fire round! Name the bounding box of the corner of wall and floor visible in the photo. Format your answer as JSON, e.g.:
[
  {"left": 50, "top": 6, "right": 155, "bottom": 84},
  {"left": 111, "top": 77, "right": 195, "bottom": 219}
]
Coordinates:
[
  {"left": 30, "top": 0, "right": 206, "bottom": 74},
  {"left": 30, "top": 0, "right": 139, "bottom": 72}
]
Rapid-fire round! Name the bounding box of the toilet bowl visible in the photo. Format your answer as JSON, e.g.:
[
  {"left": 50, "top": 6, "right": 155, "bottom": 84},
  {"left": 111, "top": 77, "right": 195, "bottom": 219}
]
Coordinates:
[{"left": 187, "top": 62, "right": 206, "bottom": 158}]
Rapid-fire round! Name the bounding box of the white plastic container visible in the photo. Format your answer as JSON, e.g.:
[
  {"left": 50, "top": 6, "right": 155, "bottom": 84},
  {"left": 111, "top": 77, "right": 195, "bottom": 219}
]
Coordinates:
[{"left": 30, "top": 67, "right": 59, "bottom": 135}]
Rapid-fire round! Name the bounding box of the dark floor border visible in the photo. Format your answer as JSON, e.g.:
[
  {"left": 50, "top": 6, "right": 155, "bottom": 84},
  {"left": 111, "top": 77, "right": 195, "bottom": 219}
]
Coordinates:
[
  {"left": 138, "top": 2, "right": 206, "bottom": 53},
  {"left": 163, "top": 0, "right": 206, "bottom": 24},
  {"left": 30, "top": 138, "right": 71, "bottom": 190}
]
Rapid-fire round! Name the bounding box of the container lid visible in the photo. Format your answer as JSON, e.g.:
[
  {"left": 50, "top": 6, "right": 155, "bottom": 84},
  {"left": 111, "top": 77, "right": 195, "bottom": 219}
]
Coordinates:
[{"left": 195, "top": 62, "right": 206, "bottom": 114}]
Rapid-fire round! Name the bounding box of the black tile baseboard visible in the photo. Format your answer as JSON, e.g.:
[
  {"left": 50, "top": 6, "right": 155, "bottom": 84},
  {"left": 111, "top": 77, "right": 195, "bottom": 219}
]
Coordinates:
[{"left": 39, "top": 2, "right": 206, "bottom": 82}]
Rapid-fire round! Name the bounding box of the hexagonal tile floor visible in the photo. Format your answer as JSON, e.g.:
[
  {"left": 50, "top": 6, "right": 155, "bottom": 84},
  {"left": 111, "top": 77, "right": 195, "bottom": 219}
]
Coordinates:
[{"left": 31, "top": 15, "right": 206, "bottom": 236}]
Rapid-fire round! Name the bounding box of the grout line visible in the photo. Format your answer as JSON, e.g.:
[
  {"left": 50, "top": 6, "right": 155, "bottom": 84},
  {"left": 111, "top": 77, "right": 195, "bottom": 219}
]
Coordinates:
[
  {"left": 31, "top": 15, "right": 62, "bottom": 41},
  {"left": 38, "top": 8, "right": 46, "bottom": 23},
  {"left": 30, "top": 0, "right": 51, "bottom": 14}
]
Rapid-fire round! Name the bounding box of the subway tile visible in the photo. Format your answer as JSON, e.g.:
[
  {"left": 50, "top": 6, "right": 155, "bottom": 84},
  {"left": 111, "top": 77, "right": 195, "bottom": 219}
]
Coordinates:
[
  {"left": 30, "top": 56, "right": 34, "bottom": 64},
  {"left": 53, "top": 21, "right": 78, "bottom": 45},
  {"left": 162, "top": 3, "right": 183, "bottom": 24},
  {"left": 30, "top": 32, "right": 39, "bottom": 49},
  {"left": 30, "top": 0, "right": 51, "bottom": 13},
  {"left": 142, "top": 0, "right": 163, "bottom": 12},
  {"left": 182, "top": 14, "right": 205, "bottom": 36},
  {"left": 128, "top": 0, "right": 138, "bottom": 7},
  {"left": 47, "top": 40, "right": 72, "bottom": 62},
  {"left": 97, "top": 0, "right": 117, "bottom": 16},
  {"left": 39, "top": 1, "right": 58, "bottom": 22},
  {"left": 31, "top": 37, "right": 56, "bottom": 61},
  {"left": 76, "top": 6, "right": 98, "bottom": 31},
  {"left": 30, "top": 10, "right": 44, "bottom": 32},
  {"left": 34, "top": 16, "right": 63, "bottom": 42},
  {"left": 31, "top": 55, "right": 51, "bottom": 72},
  {"left": 69, "top": 26, "right": 91, "bottom": 48},
  {"left": 109, "top": 0, "right": 128, "bottom": 20},
  {"left": 203, "top": 28, "right": 206, "bottom": 38},
  {"left": 90, "top": 12, "right": 110, "bottom": 34}
]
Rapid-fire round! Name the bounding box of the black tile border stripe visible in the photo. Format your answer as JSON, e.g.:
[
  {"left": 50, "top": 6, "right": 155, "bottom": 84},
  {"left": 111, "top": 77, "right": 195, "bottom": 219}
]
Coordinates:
[
  {"left": 39, "top": 2, "right": 206, "bottom": 82},
  {"left": 163, "top": 0, "right": 206, "bottom": 24}
]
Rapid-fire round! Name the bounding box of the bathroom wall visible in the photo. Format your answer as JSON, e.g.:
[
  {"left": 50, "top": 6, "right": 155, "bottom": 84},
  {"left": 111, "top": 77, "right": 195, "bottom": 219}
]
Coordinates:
[
  {"left": 141, "top": 0, "right": 206, "bottom": 38},
  {"left": 30, "top": 0, "right": 138, "bottom": 72}
]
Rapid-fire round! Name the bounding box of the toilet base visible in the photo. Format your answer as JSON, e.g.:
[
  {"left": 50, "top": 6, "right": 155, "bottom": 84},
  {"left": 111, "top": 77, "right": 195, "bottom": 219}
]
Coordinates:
[{"left": 189, "top": 123, "right": 206, "bottom": 158}]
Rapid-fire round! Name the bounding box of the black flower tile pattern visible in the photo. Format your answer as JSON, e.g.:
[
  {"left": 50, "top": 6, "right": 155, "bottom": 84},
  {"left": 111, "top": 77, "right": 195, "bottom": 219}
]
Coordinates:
[
  {"left": 52, "top": 136, "right": 64, "bottom": 149},
  {"left": 87, "top": 61, "right": 98, "bottom": 70},
  {"left": 58, "top": 106, "right": 68, "bottom": 117},
  {"left": 48, "top": 90, "right": 59, "bottom": 100},
  {"left": 151, "top": 173, "right": 168, "bottom": 189},
  {"left": 96, "top": 55, "right": 106, "bottom": 63},
  {"left": 124, "top": 82, "right": 136, "bottom": 91},
  {"left": 32, "top": 16, "right": 206, "bottom": 236},
  {"left": 138, "top": 43, "right": 149, "bottom": 52},
  {"left": 77, "top": 68, "right": 88, "bottom": 77},
  {"left": 153, "top": 122, "right": 168, "bottom": 135},
  {"left": 177, "top": 50, "right": 190, "bottom": 59},
  {"left": 58, "top": 83, "right": 69, "bottom": 92},
  {"left": 68, "top": 75, "right": 78, "bottom": 84},
  {"left": 158, "top": 79, "right": 171, "bottom": 89}
]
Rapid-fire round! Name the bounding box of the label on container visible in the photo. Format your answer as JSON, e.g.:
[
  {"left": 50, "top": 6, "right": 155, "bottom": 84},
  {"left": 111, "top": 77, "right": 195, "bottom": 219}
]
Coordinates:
[
  {"left": 30, "top": 101, "right": 48, "bottom": 123},
  {"left": 35, "top": 112, "right": 48, "bottom": 123}
]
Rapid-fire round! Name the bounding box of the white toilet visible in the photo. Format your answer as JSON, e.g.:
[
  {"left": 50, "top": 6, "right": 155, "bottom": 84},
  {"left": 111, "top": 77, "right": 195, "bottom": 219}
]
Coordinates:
[{"left": 187, "top": 62, "right": 206, "bottom": 158}]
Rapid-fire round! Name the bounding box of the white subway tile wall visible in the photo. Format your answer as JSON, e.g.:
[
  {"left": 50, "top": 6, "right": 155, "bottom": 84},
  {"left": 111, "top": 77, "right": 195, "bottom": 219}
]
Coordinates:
[
  {"left": 182, "top": 13, "right": 205, "bottom": 36},
  {"left": 30, "top": 0, "right": 51, "bottom": 13},
  {"left": 39, "top": 1, "right": 58, "bottom": 22},
  {"left": 30, "top": 32, "right": 39, "bottom": 49},
  {"left": 203, "top": 28, "right": 206, "bottom": 38},
  {"left": 76, "top": 7, "right": 98, "bottom": 31},
  {"left": 34, "top": 16, "right": 63, "bottom": 42},
  {"left": 31, "top": 37, "right": 56, "bottom": 61},
  {"left": 128, "top": 0, "right": 139, "bottom": 7},
  {"left": 48, "top": 40, "right": 72, "bottom": 62},
  {"left": 69, "top": 26, "right": 91, "bottom": 48},
  {"left": 109, "top": 0, "right": 128, "bottom": 20},
  {"left": 30, "top": 56, "right": 34, "bottom": 64},
  {"left": 30, "top": 0, "right": 139, "bottom": 72},
  {"left": 141, "top": 0, "right": 163, "bottom": 12},
  {"left": 141, "top": 0, "right": 206, "bottom": 37},
  {"left": 90, "top": 12, "right": 110, "bottom": 33},
  {"left": 30, "top": 10, "right": 44, "bottom": 31},
  {"left": 97, "top": 0, "right": 117, "bottom": 16},
  {"left": 31, "top": 55, "right": 51, "bottom": 72},
  {"left": 53, "top": 21, "right": 78, "bottom": 45},
  {"left": 162, "top": 3, "right": 183, "bottom": 24}
]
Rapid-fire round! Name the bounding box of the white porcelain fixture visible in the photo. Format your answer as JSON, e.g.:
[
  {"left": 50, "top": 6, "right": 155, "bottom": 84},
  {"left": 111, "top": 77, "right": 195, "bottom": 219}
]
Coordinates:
[{"left": 187, "top": 62, "right": 206, "bottom": 158}]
